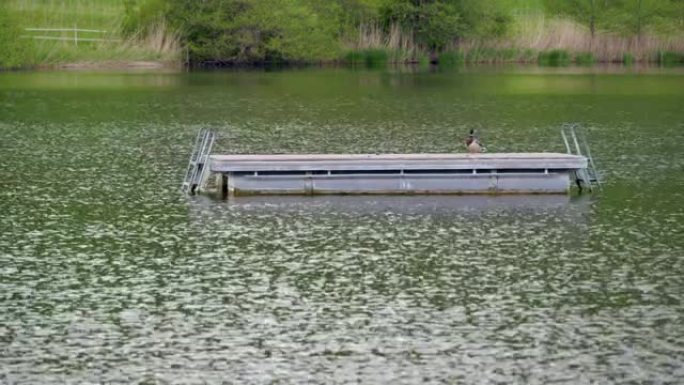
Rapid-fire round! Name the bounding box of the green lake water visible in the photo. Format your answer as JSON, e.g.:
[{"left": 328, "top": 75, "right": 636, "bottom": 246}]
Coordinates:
[{"left": 1, "top": 66, "right": 683, "bottom": 384}]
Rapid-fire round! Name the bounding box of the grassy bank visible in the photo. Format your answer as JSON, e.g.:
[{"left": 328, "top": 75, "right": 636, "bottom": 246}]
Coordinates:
[
  {"left": 1, "top": 0, "right": 180, "bottom": 69},
  {"left": 1, "top": 0, "right": 683, "bottom": 70}
]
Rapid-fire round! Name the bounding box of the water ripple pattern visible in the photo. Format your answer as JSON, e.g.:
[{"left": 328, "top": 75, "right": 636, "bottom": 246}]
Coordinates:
[{"left": 1, "top": 68, "right": 683, "bottom": 384}]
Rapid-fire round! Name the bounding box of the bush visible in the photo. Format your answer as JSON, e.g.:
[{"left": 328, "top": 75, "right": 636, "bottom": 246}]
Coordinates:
[
  {"left": 165, "top": 0, "right": 341, "bottom": 64},
  {"left": 658, "top": 51, "right": 684, "bottom": 66},
  {"left": 622, "top": 53, "right": 635, "bottom": 65},
  {"left": 345, "top": 49, "right": 389, "bottom": 67},
  {"left": 438, "top": 51, "right": 464, "bottom": 66},
  {"left": 417, "top": 52, "right": 431, "bottom": 66},
  {"left": 380, "top": 0, "right": 511, "bottom": 52},
  {"left": 381, "top": 1, "right": 462, "bottom": 52},
  {"left": 363, "top": 49, "right": 389, "bottom": 67},
  {"left": 575, "top": 52, "right": 595, "bottom": 65},
  {"left": 345, "top": 50, "right": 365, "bottom": 64},
  {"left": 538, "top": 50, "right": 571, "bottom": 66}
]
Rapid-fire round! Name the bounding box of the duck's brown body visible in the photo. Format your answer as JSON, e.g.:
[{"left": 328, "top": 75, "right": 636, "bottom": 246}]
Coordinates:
[
  {"left": 467, "top": 139, "right": 482, "bottom": 153},
  {"left": 465, "top": 131, "right": 482, "bottom": 153}
]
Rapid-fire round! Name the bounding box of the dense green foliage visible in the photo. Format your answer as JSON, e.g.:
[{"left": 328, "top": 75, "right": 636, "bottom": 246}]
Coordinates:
[
  {"left": 575, "top": 52, "right": 595, "bottom": 65},
  {"left": 346, "top": 49, "right": 390, "bottom": 67},
  {"left": 159, "top": 0, "right": 342, "bottom": 63},
  {"left": 659, "top": 51, "right": 684, "bottom": 65},
  {"left": 538, "top": 49, "right": 571, "bottom": 66},
  {"left": 381, "top": 0, "right": 510, "bottom": 51},
  {"left": 124, "top": 0, "right": 514, "bottom": 62},
  {"left": 381, "top": 1, "right": 463, "bottom": 51}
]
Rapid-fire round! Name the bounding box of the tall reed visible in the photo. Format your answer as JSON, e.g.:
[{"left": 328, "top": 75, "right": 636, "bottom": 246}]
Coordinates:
[
  {"left": 348, "top": 13, "right": 684, "bottom": 64},
  {"left": 345, "top": 22, "right": 420, "bottom": 63},
  {"left": 506, "top": 14, "right": 684, "bottom": 62}
]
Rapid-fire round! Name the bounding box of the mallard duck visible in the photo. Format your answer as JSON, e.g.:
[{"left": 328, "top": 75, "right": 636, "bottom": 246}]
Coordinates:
[{"left": 465, "top": 129, "right": 482, "bottom": 153}]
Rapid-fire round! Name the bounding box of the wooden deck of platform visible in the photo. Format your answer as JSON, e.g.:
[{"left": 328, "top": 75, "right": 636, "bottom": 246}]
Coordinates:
[{"left": 209, "top": 153, "right": 587, "bottom": 172}]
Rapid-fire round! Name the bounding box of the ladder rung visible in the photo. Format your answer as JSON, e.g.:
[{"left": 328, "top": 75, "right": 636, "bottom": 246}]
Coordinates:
[
  {"left": 182, "top": 128, "right": 217, "bottom": 193},
  {"left": 562, "top": 124, "right": 602, "bottom": 191}
]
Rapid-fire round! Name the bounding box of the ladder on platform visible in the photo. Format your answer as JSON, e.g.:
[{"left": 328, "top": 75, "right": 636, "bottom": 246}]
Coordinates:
[
  {"left": 560, "top": 124, "right": 601, "bottom": 192},
  {"left": 182, "top": 128, "right": 217, "bottom": 194}
]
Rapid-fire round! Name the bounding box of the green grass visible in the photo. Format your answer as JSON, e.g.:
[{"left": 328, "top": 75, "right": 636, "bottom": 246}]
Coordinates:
[
  {"left": 1, "top": 4, "right": 34, "bottom": 68},
  {"left": 3, "top": 0, "right": 177, "bottom": 68},
  {"left": 7, "top": 0, "right": 124, "bottom": 31}
]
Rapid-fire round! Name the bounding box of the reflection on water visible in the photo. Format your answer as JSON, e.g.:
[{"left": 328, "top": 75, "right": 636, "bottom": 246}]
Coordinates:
[
  {"left": 204, "top": 194, "right": 581, "bottom": 211},
  {"left": 1, "top": 68, "right": 683, "bottom": 384}
]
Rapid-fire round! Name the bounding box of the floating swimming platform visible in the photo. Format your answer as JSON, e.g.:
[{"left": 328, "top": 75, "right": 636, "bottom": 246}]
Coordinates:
[{"left": 182, "top": 126, "right": 601, "bottom": 197}]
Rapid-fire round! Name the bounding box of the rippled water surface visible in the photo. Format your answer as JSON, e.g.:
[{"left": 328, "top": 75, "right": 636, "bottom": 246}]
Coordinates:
[{"left": 1, "top": 67, "right": 684, "bottom": 384}]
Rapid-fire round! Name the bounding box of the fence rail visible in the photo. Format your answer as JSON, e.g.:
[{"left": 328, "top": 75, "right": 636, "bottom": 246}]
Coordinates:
[{"left": 21, "top": 27, "right": 119, "bottom": 45}]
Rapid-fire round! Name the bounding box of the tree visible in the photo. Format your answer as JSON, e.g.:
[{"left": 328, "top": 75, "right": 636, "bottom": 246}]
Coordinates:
[
  {"left": 612, "top": 0, "right": 679, "bottom": 38},
  {"left": 454, "top": 0, "right": 511, "bottom": 39},
  {"left": 380, "top": 0, "right": 510, "bottom": 52},
  {"left": 381, "top": 0, "right": 463, "bottom": 52},
  {"left": 163, "top": 0, "right": 341, "bottom": 63},
  {"left": 543, "top": 0, "right": 617, "bottom": 39}
]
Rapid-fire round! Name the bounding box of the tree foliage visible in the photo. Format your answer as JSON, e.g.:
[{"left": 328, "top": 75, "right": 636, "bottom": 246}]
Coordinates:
[
  {"left": 380, "top": 0, "right": 510, "bottom": 51},
  {"left": 135, "top": 0, "right": 340, "bottom": 63},
  {"left": 543, "top": 0, "right": 615, "bottom": 37},
  {"left": 612, "top": 0, "right": 680, "bottom": 37},
  {"left": 381, "top": 1, "right": 461, "bottom": 50},
  {"left": 544, "top": 0, "right": 684, "bottom": 38}
]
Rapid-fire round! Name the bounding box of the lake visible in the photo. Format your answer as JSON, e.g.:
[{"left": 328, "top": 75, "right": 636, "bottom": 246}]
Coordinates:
[{"left": 1, "top": 66, "right": 683, "bottom": 384}]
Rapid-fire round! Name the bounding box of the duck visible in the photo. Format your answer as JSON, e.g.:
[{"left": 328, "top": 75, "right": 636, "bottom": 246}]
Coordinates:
[{"left": 465, "top": 129, "right": 482, "bottom": 153}]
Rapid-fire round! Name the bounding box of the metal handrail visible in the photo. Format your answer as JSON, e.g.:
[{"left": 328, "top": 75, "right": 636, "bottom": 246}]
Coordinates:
[
  {"left": 182, "top": 129, "right": 217, "bottom": 194},
  {"left": 560, "top": 123, "right": 601, "bottom": 192}
]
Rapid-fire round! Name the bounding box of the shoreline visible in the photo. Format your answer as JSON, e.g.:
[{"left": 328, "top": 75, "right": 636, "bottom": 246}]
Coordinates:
[
  {"left": 41, "top": 60, "right": 181, "bottom": 71},
  {"left": 4, "top": 58, "right": 683, "bottom": 73}
]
